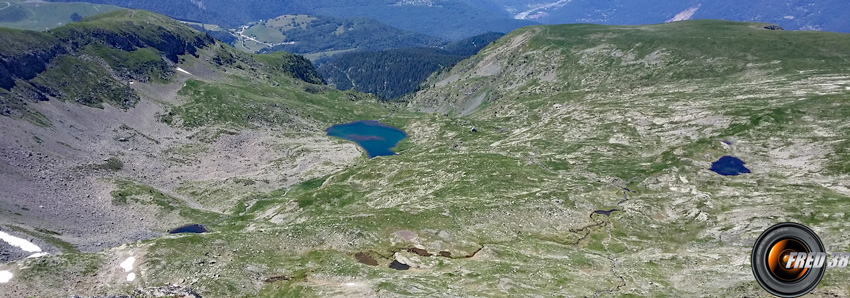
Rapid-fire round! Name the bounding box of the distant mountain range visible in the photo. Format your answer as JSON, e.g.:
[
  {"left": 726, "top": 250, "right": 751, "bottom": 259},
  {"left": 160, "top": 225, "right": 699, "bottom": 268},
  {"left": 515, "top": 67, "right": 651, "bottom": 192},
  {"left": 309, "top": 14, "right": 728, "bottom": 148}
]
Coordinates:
[
  {"left": 495, "top": 0, "right": 850, "bottom": 33},
  {"left": 48, "top": 0, "right": 850, "bottom": 37},
  {"left": 46, "top": 0, "right": 534, "bottom": 40}
]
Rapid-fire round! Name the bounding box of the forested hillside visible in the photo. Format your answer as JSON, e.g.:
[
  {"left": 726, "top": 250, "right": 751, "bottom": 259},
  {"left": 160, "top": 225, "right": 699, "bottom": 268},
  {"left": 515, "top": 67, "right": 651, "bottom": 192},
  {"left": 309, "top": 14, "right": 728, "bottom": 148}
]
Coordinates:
[
  {"left": 317, "top": 32, "right": 504, "bottom": 99},
  {"left": 256, "top": 16, "right": 441, "bottom": 55}
]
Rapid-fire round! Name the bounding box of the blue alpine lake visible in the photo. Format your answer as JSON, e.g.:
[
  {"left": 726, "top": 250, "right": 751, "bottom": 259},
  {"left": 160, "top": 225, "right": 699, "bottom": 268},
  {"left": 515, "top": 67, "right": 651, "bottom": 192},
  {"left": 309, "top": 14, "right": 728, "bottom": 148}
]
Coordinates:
[
  {"left": 709, "top": 156, "right": 751, "bottom": 176},
  {"left": 169, "top": 224, "right": 208, "bottom": 234},
  {"left": 325, "top": 120, "right": 407, "bottom": 158}
]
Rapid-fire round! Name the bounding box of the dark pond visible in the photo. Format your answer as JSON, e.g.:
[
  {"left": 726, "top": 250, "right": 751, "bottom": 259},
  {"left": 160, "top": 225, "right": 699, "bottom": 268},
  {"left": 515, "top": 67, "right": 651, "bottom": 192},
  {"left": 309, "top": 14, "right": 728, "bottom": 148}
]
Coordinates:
[
  {"left": 389, "top": 260, "right": 410, "bottom": 270},
  {"left": 169, "top": 224, "right": 207, "bottom": 234},
  {"left": 593, "top": 209, "right": 622, "bottom": 216},
  {"left": 325, "top": 120, "right": 407, "bottom": 158},
  {"left": 709, "top": 156, "right": 751, "bottom": 176}
]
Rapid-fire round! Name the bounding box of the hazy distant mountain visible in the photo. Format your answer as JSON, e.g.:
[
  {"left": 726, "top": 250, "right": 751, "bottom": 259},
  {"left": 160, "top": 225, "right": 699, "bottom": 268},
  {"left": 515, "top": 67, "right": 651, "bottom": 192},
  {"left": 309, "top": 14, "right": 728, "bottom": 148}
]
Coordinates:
[
  {"left": 46, "top": 0, "right": 536, "bottom": 39},
  {"left": 500, "top": 0, "right": 850, "bottom": 33}
]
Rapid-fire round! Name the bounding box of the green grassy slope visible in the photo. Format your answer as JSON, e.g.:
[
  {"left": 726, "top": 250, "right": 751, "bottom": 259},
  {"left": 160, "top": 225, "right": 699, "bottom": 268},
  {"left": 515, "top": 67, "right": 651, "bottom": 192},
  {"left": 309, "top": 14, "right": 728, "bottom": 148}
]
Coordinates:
[{"left": 2, "top": 18, "right": 850, "bottom": 298}]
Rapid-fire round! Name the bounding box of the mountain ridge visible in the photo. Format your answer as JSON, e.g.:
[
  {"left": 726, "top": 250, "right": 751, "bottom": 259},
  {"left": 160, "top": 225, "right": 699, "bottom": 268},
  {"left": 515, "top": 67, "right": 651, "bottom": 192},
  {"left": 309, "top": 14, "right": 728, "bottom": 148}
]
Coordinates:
[{"left": 410, "top": 19, "right": 850, "bottom": 114}]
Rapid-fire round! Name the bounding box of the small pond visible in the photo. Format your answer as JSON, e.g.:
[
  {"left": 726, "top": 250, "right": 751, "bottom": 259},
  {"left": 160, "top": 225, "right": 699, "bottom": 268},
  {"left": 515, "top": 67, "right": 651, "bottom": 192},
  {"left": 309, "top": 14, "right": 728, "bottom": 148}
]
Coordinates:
[
  {"left": 169, "top": 224, "right": 208, "bottom": 234},
  {"left": 325, "top": 120, "right": 407, "bottom": 158},
  {"left": 709, "top": 156, "right": 751, "bottom": 176},
  {"left": 389, "top": 260, "right": 410, "bottom": 270}
]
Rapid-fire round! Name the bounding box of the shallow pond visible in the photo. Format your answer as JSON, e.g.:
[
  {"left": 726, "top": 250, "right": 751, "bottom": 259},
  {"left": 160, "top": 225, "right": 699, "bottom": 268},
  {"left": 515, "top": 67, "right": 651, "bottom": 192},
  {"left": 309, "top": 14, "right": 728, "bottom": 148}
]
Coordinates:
[
  {"left": 710, "top": 156, "right": 751, "bottom": 176},
  {"left": 169, "top": 224, "right": 207, "bottom": 234},
  {"left": 325, "top": 120, "right": 407, "bottom": 158}
]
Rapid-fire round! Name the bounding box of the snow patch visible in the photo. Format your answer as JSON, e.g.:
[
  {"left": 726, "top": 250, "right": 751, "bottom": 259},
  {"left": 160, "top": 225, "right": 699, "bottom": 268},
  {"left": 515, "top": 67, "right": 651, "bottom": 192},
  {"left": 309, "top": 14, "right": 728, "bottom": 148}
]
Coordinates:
[
  {"left": 666, "top": 4, "right": 701, "bottom": 22},
  {"left": 0, "top": 231, "right": 42, "bottom": 253},
  {"left": 0, "top": 270, "right": 12, "bottom": 283},
  {"left": 514, "top": 0, "right": 572, "bottom": 20},
  {"left": 126, "top": 273, "right": 136, "bottom": 282},
  {"left": 176, "top": 67, "right": 192, "bottom": 75},
  {"left": 26, "top": 252, "right": 49, "bottom": 259},
  {"left": 120, "top": 257, "right": 136, "bottom": 272}
]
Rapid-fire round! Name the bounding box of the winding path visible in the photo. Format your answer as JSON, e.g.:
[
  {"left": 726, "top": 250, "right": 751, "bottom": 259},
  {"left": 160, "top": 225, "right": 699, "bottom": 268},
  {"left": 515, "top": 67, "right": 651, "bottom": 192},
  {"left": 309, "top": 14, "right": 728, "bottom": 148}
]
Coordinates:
[{"left": 0, "top": 2, "right": 11, "bottom": 11}]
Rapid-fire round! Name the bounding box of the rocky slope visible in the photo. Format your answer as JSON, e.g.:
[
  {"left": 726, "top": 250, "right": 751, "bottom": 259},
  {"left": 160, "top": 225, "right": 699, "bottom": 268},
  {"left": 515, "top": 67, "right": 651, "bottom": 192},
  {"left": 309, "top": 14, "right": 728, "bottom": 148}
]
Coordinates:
[{"left": 0, "top": 8, "right": 388, "bottom": 278}]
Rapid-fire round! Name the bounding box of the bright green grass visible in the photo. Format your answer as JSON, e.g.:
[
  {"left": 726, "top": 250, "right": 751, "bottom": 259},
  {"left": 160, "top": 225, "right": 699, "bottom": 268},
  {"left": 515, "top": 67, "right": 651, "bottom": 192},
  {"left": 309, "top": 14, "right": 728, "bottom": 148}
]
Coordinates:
[
  {"left": 243, "top": 24, "right": 286, "bottom": 43},
  {"left": 172, "top": 77, "right": 388, "bottom": 128},
  {"left": 30, "top": 55, "right": 139, "bottom": 108}
]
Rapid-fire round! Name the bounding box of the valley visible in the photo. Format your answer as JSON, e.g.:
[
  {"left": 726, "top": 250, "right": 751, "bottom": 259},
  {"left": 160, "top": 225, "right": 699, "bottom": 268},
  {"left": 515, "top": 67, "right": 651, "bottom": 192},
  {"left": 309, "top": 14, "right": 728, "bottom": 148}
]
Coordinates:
[
  {"left": 0, "top": 7, "right": 849, "bottom": 298},
  {"left": 196, "top": 14, "right": 441, "bottom": 58},
  {"left": 45, "top": 0, "right": 534, "bottom": 40}
]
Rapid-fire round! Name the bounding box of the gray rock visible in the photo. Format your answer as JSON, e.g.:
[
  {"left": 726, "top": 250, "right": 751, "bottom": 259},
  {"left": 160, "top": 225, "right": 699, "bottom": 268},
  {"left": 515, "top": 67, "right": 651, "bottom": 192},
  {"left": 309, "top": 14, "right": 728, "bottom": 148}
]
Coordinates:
[{"left": 71, "top": 284, "right": 202, "bottom": 298}]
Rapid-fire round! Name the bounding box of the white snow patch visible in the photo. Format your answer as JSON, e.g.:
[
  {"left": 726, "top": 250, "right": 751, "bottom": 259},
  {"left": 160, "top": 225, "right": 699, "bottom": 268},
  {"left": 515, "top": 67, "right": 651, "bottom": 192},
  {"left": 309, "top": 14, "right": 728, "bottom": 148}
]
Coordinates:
[
  {"left": 784, "top": 15, "right": 795, "bottom": 20},
  {"left": 0, "top": 270, "right": 12, "bottom": 283},
  {"left": 120, "top": 257, "right": 136, "bottom": 272},
  {"left": 126, "top": 273, "right": 136, "bottom": 282},
  {"left": 666, "top": 4, "right": 701, "bottom": 22},
  {"left": 176, "top": 67, "right": 192, "bottom": 75},
  {"left": 26, "top": 252, "right": 49, "bottom": 259},
  {"left": 514, "top": 0, "right": 572, "bottom": 20},
  {"left": 0, "top": 231, "right": 42, "bottom": 253}
]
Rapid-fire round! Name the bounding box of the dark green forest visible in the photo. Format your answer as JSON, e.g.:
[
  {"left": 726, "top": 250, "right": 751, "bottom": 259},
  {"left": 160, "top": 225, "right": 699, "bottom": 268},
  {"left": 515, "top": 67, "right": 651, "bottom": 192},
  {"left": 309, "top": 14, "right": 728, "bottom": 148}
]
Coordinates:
[{"left": 316, "top": 32, "right": 504, "bottom": 99}]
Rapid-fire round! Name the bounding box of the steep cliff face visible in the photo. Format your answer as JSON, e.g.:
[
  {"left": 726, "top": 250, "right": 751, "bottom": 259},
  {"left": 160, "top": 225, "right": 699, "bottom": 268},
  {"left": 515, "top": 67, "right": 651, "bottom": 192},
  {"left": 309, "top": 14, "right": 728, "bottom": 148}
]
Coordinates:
[
  {"left": 49, "top": 11, "right": 216, "bottom": 63},
  {"left": 0, "top": 30, "right": 66, "bottom": 90}
]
